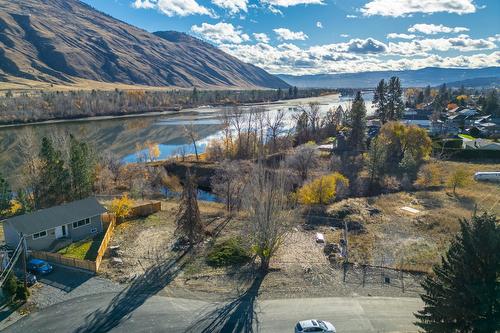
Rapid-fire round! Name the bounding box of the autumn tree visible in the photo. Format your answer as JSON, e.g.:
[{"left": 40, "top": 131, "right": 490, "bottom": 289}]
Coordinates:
[
  {"left": 243, "top": 164, "right": 293, "bottom": 271},
  {"left": 176, "top": 169, "right": 203, "bottom": 246},
  {"left": 109, "top": 194, "right": 133, "bottom": 222},
  {"left": 297, "top": 173, "right": 349, "bottom": 205},
  {"left": 366, "top": 136, "right": 387, "bottom": 192},
  {"left": 415, "top": 163, "right": 443, "bottom": 188},
  {"left": 415, "top": 213, "right": 499, "bottom": 332},
  {"left": 184, "top": 123, "right": 200, "bottom": 160},
  {"left": 347, "top": 91, "right": 367, "bottom": 153},
  {"left": 447, "top": 169, "right": 470, "bottom": 196},
  {"left": 378, "top": 122, "right": 432, "bottom": 172}
]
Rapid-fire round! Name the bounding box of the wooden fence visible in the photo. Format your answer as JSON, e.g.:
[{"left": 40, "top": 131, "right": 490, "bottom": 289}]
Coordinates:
[
  {"left": 95, "top": 213, "right": 116, "bottom": 271},
  {"left": 31, "top": 250, "right": 97, "bottom": 272},
  {"left": 130, "top": 201, "right": 161, "bottom": 218},
  {"left": 31, "top": 213, "right": 117, "bottom": 273}
]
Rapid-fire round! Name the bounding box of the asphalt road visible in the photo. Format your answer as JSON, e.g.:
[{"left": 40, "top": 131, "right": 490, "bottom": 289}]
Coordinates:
[{"left": 5, "top": 292, "right": 422, "bottom": 332}]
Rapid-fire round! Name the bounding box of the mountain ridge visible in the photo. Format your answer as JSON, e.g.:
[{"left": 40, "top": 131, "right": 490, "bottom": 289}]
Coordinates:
[
  {"left": 277, "top": 67, "right": 500, "bottom": 88},
  {"left": 0, "top": 0, "right": 288, "bottom": 89}
]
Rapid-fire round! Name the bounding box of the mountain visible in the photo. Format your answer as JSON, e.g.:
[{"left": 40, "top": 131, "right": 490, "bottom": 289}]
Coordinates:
[
  {"left": 0, "top": 0, "right": 288, "bottom": 89},
  {"left": 278, "top": 67, "right": 500, "bottom": 88},
  {"left": 444, "top": 76, "right": 500, "bottom": 88}
]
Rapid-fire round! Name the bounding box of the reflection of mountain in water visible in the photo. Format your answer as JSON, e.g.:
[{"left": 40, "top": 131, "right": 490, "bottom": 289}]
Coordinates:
[{"left": 0, "top": 116, "right": 222, "bottom": 186}]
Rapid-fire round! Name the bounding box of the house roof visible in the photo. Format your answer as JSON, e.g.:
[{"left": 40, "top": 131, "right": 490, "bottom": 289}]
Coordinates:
[{"left": 5, "top": 197, "right": 106, "bottom": 235}]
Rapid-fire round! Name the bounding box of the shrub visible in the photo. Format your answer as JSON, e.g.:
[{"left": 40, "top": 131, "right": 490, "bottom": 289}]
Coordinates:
[
  {"left": 415, "top": 163, "right": 443, "bottom": 188},
  {"left": 206, "top": 238, "right": 251, "bottom": 267},
  {"left": 297, "top": 172, "right": 349, "bottom": 205},
  {"left": 15, "top": 283, "right": 29, "bottom": 301},
  {"left": 109, "top": 194, "right": 133, "bottom": 221}
]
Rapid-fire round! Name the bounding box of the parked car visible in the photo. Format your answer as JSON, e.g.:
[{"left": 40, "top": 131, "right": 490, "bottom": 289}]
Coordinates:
[
  {"left": 27, "top": 258, "right": 53, "bottom": 275},
  {"left": 25, "top": 272, "right": 37, "bottom": 286},
  {"left": 295, "top": 319, "right": 336, "bottom": 333}
]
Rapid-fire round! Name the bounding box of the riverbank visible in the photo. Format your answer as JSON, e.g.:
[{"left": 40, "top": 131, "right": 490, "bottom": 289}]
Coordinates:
[{"left": 0, "top": 92, "right": 340, "bottom": 130}]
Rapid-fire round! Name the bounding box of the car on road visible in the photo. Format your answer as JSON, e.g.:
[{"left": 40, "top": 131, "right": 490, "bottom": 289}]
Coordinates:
[
  {"left": 27, "top": 258, "right": 53, "bottom": 275},
  {"left": 295, "top": 319, "right": 336, "bottom": 333}
]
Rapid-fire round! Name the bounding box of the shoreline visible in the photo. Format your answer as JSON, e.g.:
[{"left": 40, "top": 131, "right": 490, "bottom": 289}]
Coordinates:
[{"left": 0, "top": 93, "right": 340, "bottom": 129}]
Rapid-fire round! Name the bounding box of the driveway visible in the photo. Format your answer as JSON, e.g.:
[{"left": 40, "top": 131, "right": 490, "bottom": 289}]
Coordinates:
[{"left": 5, "top": 293, "right": 422, "bottom": 332}]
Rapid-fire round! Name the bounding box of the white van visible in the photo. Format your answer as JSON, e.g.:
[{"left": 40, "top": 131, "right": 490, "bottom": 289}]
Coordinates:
[{"left": 474, "top": 172, "right": 500, "bottom": 182}]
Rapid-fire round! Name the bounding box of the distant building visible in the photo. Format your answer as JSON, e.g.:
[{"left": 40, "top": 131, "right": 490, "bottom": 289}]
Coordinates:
[{"left": 462, "top": 138, "right": 500, "bottom": 151}]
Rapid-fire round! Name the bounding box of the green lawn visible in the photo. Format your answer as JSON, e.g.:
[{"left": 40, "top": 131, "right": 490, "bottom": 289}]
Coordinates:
[
  {"left": 458, "top": 134, "right": 475, "bottom": 140},
  {"left": 57, "top": 234, "right": 104, "bottom": 261}
]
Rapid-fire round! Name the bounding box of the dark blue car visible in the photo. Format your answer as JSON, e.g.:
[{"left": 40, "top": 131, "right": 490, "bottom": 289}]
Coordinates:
[{"left": 27, "top": 259, "right": 53, "bottom": 275}]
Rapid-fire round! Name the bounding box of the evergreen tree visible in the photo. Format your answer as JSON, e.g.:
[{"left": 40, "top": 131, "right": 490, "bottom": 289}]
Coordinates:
[
  {"left": 424, "top": 85, "right": 432, "bottom": 103},
  {"left": 288, "top": 87, "right": 293, "bottom": 98},
  {"left": 415, "top": 213, "right": 500, "bottom": 332},
  {"left": 38, "top": 137, "right": 70, "bottom": 208},
  {"left": 373, "top": 79, "right": 388, "bottom": 123},
  {"left": 417, "top": 91, "right": 424, "bottom": 105},
  {"left": 386, "top": 76, "right": 404, "bottom": 121},
  {"left": 69, "top": 135, "right": 96, "bottom": 200},
  {"left": 0, "top": 172, "right": 12, "bottom": 214},
  {"left": 293, "top": 86, "right": 299, "bottom": 98},
  {"left": 176, "top": 169, "right": 203, "bottom": 246},
  {"left": 482, "top": 90, "right": 499, "bottom": 117},
  {"left": 16, "top": 189, "right": 33, "bottom": 215},
  {"left": 277, "top": 88, "right": 283, "bottom": 99},
  {"left": 348, "top": 91, "right": 367, "bottom": 152}
]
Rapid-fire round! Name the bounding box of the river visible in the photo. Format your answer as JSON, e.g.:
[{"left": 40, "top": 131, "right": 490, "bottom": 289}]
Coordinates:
[{"left": 0, "top": 93, "right": 374, "bottom": 185}]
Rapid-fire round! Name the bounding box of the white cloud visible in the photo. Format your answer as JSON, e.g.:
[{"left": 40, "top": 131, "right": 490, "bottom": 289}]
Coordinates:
[
  {"left": 344, "top": 38, "right": 387, "bottom": 54},
  {"left": 408, "top": 23, "right": 469, "bottom": 35},
  {"left": 132, "top": 0, "right": 214, "bottom": 17},
  {"left": 253, "top": 32, "right": 270, "bottom": 43},
  {"left": 361, "top": 0, "right": 476, "bottom": 17},
  {"left": 191, "top": 22, "right": 250, "bottom": 44},
  {"left": 387, "top": 33, "right": 417, "bottom": 39},
  {"left": 340, "top": 34, "right": 350, "bottom": 38},
  {"left": 346, "top": 15, "right": 357, "bottom": 18},
  {"left": 261, "top": 0, "right": 324, "bottom": 7},
  {"left": 273, "top": 28, "right": 308, "bottom": 41},
  {"left": 388, "top": 35, "right": 497, "bottom": 55},
  {"left": 212, "top": 0, "right": 248, "bottom": 14},
  {"left": 316, "top": 21, "right": 323, "bottom": 29}
]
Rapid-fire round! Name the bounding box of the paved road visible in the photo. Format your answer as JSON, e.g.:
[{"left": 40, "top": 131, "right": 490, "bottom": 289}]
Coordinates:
[{"left": 5, "top": 292, "right": 422, "bottom": 332}]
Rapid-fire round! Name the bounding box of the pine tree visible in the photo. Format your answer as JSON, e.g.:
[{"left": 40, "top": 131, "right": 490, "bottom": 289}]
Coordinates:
[
  {"left": 0, "top": 173, "right": 12, "bottom": 214},
  {"left": 372, "top": 79, "right": 388, "bottom": 123},
  {"left": 293, "top": 86, "right": 299, "bottom": 98},
  {"left": 415, "top": 213, "right": 500, "bottom": 332},
  {"left": 69, "top": 135, "right": 96, "bottom": 200},
  {"left": 38, "top": 137, "right": 70, "bottom": 208},
  {"left": 386, "top": 76, "right": 404, "bottom": 121},
  {"left": 176, "top": 169, "right": 203, "bottom": 246},
  {"left": 348, "top": 91, "right": 367, "bottom": 153}
]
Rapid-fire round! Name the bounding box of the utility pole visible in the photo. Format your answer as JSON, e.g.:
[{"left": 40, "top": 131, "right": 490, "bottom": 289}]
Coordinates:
[{"left": 21, "top": 234, "right": 27, "bottom": 289}]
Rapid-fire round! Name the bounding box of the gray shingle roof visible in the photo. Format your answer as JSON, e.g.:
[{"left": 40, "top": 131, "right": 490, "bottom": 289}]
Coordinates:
[{"left": 5, "top": 197, "right": 107, "bottom": 235}]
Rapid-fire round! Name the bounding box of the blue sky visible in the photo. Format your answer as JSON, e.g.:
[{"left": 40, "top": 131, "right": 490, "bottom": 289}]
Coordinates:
[{"left": 82, "top": 0, "right": 500, "bottom": 74}]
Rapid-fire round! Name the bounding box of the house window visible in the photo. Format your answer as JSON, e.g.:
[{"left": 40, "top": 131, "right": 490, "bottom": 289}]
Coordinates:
[
  {"left": 32, "top": 230, "right": 47, "bottom": 240},
  {"left": 72, "top": 218, "right": 91, "bottom": 229}
]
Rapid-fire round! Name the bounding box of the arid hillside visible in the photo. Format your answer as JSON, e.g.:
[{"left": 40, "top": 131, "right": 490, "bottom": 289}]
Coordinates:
[{"left": 0, "top": 0, "right": 288, "bottom": 89}]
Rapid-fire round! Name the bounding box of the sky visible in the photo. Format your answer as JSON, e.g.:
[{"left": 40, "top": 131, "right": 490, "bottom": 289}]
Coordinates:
[{"left": 82, "top": 0, "right": 500, "bottom": 75}]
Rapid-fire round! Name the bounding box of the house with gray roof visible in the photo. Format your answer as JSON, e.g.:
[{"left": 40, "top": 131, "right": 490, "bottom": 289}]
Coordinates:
[{"left": 2, "top": 197, "right": 107, "bottom": 251}]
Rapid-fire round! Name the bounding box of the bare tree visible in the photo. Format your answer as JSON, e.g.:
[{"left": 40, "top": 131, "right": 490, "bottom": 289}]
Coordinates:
[
  {"left": 285, "top": 143, "right": 319, "bottom": 181},
  {"left": 266, "top": 109, "right": 286, "bottom": 154},
  {"left": 176, "top": 169, "right": 203, "bottom": 246},
  {"left": 211, "top": 160, "right": 251, "bottom": 213},
  {"left": 243, "top": 163, "right": 293, "bottom": 271},
  {"left": 184, "top": 123, "right": 199, "bottom": 160}
]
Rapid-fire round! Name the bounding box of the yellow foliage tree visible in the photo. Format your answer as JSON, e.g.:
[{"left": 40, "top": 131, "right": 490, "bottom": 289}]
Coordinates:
[
  {"left": 109, "top": 194, "right": 133, "bottom": 221},
  {"left": 447, "top": 170, "right": 470, "bottom": 195},
  {"left": 297, "top": 173, "right": 349, "bottom": 205}
]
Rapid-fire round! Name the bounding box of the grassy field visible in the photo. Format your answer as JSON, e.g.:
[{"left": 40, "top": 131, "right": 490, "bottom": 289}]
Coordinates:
[
  {"left": 57, "top": 234, "right": 104, "bottom": 261},
  {"left": 322, "top": 159, "right": 500, "bottom": 271}
]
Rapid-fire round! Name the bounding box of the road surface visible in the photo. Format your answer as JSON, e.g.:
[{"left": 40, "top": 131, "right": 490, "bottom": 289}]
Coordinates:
[{"left": 5, "top": 292, "right": 422, "bottom": 332}]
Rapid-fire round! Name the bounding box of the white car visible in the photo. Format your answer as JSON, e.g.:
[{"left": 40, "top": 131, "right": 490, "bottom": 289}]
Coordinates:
[{"left": 295, "top": 319, "right": 336, "bottom": 333}]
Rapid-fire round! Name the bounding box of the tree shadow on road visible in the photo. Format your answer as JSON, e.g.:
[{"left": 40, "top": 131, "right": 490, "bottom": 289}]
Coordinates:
[
  {"left": 74, "top": 249, "right": 190, "bottom": 333},
  {"left": 185, "top": 272, "right": 266, "bottom": 333}
]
